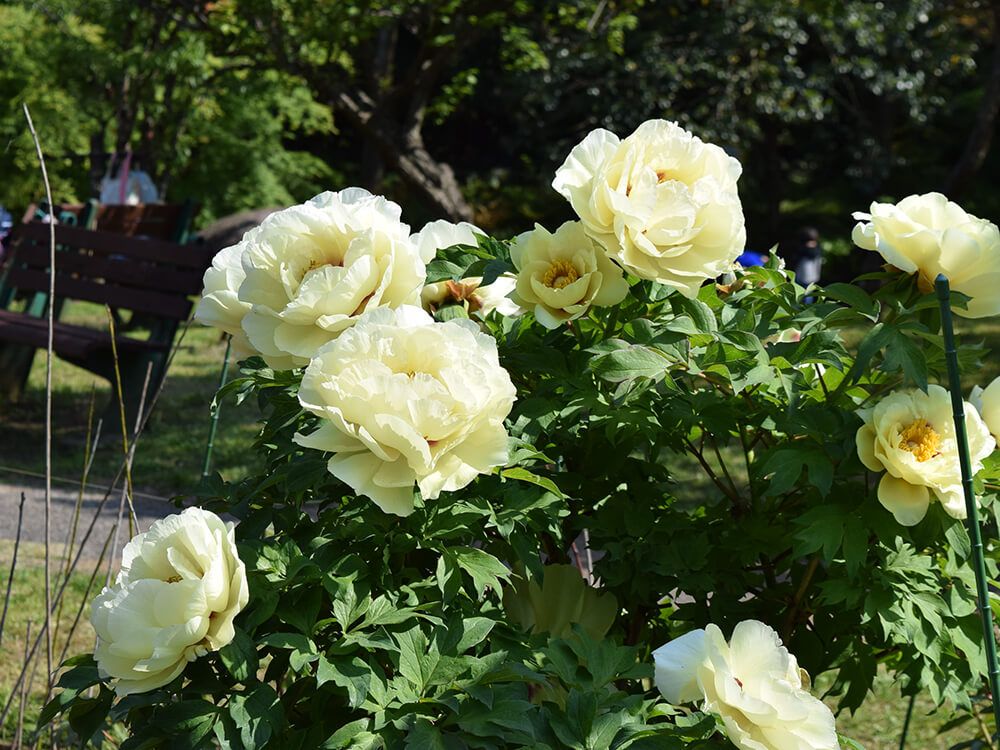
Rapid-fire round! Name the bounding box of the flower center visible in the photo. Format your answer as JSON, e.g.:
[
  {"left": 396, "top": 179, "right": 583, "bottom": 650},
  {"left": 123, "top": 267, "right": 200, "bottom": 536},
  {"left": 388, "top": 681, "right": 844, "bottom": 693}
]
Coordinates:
[
  {"left": 542, "top": 260, "right": 580, "bottom": 290},
  {"left": 165, "top": 575, "right": 182, "bottom": 583},
  {"left": 899, "top": 419, "right": 941, "bottom": 462}
]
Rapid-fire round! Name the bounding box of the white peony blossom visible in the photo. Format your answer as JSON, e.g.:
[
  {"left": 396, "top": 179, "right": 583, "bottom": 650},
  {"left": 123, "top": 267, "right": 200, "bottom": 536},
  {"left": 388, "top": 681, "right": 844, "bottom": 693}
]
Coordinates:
[
  {"left": 552, "top": 119, "right": 746, "bottom": 298},
  {"left": 856, "top": 385, "right": 995, "bottom": 526},
  {"left": 411, "top": 218, "right": 482, "bottom": 264},
  {"left": 971, "top": 377, "right": 1000, "bottom": 442},
  {"left": 654, "top": 620, "right": 840, "bottom": 750},
  {"left": 852, "top": 192, "right": 1000, "bottom": 318},
  {"left": 195, "top": 188, "right": 425, "bottom": 369},
  {"left": 193, "top": 242, "right": 256, "bottom": 360},
  {"left": 413, "top": 219, "right": 522, "bottom": 318},
  {"left": 293, "top": 305, "right": 516, "bottom": 516},
  {"left": 420, "top": 274, "right": 523, "bottom": 319},
  {"left": 509, "top": 221, "right": 628, "bottom": 329},
  {"left": 90, "top": 508, "right": 249, "bottom": 696}
]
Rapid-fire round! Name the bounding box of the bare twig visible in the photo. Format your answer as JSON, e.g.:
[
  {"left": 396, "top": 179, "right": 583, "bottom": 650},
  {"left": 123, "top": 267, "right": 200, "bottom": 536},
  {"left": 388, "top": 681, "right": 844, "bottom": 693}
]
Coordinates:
[
  {"left": 105, "top": 306, "right": 139, "bottom": 538},
  {"left": 22, "top": 102, "right": 56, "bottom": 695},
  {"left": 781, "top": 555, "right": 821, "bottom": 641},
  {"left": 14, "top": 619, "right": 32, "bottom": 750},
  {"left": 0, "top": 492, "right": 26, "bottom": 649}
]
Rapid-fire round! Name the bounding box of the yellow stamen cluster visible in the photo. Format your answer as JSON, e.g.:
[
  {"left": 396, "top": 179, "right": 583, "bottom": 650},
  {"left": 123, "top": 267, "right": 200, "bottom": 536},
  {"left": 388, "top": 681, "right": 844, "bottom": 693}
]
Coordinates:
[
  {"left": 542, "top": 260, "right": 580, "bottom": 290},
  {"left": 899, "top": 419, "right": 940, "bottom": 462}
]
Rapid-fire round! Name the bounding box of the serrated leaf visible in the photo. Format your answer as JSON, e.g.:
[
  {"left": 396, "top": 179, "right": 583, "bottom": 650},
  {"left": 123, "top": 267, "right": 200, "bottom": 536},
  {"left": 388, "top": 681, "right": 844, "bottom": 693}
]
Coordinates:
[
  {"left": 823, "top": 283, "right": 878, "bottom": 319},
  {"left": 219, "top": 627, "right": 259, "bottom": 683},
  {"left": 317, "top": 655, "right": 372, "bottom": 708},
  {"left": 501, "top": 466, "right": 563, "bottom": 498},
  {"left": 229, "top": 684, "right": 284, "bottom": 748},
  {"left": 450, "top": 546, "right": 511, "bottom": 596}
]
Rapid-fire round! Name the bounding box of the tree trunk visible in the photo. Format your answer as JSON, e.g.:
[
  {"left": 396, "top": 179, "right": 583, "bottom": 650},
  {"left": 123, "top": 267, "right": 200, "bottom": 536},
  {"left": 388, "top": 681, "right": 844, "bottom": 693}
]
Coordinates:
[
  {"left": 941, "top": 3, "right": 1000, "bottom": 199},
  {"left": 334, "top": 90, "right": 474, "bottom": 222}
]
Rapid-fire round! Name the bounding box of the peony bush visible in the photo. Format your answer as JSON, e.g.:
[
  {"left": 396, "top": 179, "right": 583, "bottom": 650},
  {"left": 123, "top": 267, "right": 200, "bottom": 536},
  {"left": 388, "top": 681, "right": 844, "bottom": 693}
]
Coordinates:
[{"left": 44, "top": 118, "right": 1000, "bottom": 748}]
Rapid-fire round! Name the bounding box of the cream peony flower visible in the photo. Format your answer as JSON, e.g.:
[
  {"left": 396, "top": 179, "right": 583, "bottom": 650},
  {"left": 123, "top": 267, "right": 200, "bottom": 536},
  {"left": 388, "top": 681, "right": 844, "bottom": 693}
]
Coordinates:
[
  {"left": 193, "top": 242, "right": 256, "bottom": 360},
  {"left": 197, "top": 188, "right": 425, "bottom": 369},
  {"left": 420, "top": 274, "right": 523, "bottom": 319},
  {"left": 856, "top": 385, "right": 995, "bottom": 526},
  {"left": 552, "top": 119, "right": 746, "bottom": 298},
  {"left": 654, "top": 620, "right": 840, "bottom": 750},
  {"left": 413, "top": 219, "right": 522, "bottom": 318},
  {"left": 509, "top": 221, "right": 628, "bottom": 328},
  {"left": 411, "top": 218, "right": 482, "bottom": 264},
  {"left": 852, "top": 192, "right": 1000, "bottom": 318},
  {"left": 971, "top": 377, "right": 1000, "bottom": 442},
  {"left": 90, "top": 508, "right": 249, "bottom": 696},
  {"left": 293, "top": 305, "right": 516, "bottom": 516}
]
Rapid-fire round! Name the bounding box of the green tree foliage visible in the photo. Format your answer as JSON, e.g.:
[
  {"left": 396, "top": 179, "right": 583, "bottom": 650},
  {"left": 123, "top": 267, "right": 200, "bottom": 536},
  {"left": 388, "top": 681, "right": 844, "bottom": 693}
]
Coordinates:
[
  {"left": 0, "top": 1, "right": 334, "bottom": 224},
  {"left": 0, "top": 5, "right": 101, "bottom": 214},
  {"left": 478, "top": 0, "right": 996, "bottom": 245}
]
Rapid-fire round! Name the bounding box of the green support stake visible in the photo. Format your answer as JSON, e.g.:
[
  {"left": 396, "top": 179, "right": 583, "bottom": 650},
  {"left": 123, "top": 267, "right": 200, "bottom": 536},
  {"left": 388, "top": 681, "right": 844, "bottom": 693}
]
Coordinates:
[
  {"left": 935, "top": 273, "right": 1000, "bottom": 740},
  {"left": 202, "top": 335, "right": 232, "bottom": 480}
]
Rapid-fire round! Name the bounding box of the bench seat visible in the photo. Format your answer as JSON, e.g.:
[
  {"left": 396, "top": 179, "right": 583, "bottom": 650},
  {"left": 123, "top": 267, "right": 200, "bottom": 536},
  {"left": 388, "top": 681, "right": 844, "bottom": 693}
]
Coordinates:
[{"left": 0, "top": 221, "right": 214, "bottom": 425}]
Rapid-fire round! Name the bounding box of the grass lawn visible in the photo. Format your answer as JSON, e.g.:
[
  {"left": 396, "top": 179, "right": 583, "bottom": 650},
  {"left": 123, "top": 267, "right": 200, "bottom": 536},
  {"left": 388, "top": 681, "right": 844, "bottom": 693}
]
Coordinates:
[
  {"left": 0, "top": 302, "right": 260, "bottom": 497},
  {"left": 0, "top": 541, "right": 102, "bottom": 744}
]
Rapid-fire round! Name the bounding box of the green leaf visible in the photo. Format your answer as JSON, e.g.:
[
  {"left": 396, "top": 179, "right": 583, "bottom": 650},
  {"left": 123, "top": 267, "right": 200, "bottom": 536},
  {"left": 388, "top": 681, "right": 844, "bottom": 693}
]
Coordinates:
[
  {"left": 589, "top": 344, "right": 672, "bottom": 383},
  {"left": 219, "top": 627, "right": 259, "bottom": 683},
  {"left": 675, "top": 295, "right": 718, "bottom": 333},
  {"left": 322, "top": 719, "right": 373, "bottom": 748},
  {"left": 823, "top": 283, "right": 878, "bottom": 319},
  {"left": 842, "top": 514, "right": 868, "bottom": 580},
  {"left": 229, "top": 684, "right": 285, "bottom": 749},
  {"left": 395, "top": 626, "right": 437, "bottom": 694},
  {"left": 258, "top": 632, "right": 318, "bottom": 672},
  {"left": 450, "top": 546, "right": 511, "bottom": 596},
  {"left": 358, "top": 595, "right": 417, "bottom": 629},
  {"left": 501, "top": 466, "right": 563, "bottom": 498},
  {"left": 405, "top": 718, "right": 456, "bottom": 750},
  {"left": 882, "top": 327, "right": 928, "bottom": 390},
  {"left": 152, "top": 699, "right": 217, "bottom": 742},
  {"left": 943, "top": 517, "right": 972, "bottom": 560},
  {"left": 793, "top": 505, "right": 846, "bottom": 560},
  {"left": 317, "top": 655, "right": 371, "bottom": 708},
  {"left": 67, "top": 688, "right": 116, "bottom": 745}
]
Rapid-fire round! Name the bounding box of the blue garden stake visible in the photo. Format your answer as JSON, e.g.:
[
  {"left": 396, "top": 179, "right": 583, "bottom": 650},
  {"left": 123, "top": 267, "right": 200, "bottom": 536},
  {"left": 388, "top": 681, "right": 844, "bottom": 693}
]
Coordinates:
[{"left": 935, "top": 274, "right": 1000, "bottom": 738}]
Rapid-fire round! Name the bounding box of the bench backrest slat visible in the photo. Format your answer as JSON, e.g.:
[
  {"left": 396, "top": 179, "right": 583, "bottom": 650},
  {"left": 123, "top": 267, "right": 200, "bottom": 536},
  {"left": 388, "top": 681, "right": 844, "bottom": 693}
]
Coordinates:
[
  {"left": 10, "top": 245, "right": 205, "bottom": 296},
  {"left": 15, "top": 222, "right": 213, "bottom": 269},
  {"left": 3, "top": 268, "right": 194, "bottom": 320}
]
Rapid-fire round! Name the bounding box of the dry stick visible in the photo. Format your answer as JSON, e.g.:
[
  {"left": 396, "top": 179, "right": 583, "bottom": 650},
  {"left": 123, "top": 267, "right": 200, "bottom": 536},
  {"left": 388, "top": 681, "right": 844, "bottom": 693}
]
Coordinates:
[
  {"left": 14, "top": 619, "right": 32, "bottom": 750},
  {"left": 59, "top": 387, "right": 100, "bottom": 580},
  {"left": 58, "top": 529, "right": 114, "bottom": 670},
  {"left": 22, "top": 103, "right": 55, "bottom": 697},
  {"left": 105, "top": 360, "right": 153, "bottom": 592},
  {"left": 781, "top": 554, "right": 820, "bottom": 642},
  {"left": 53, "top": 391, "right": 101, "bottom": 652},
  {"left": 105, "top": 306, "right": 139, "bottom": 538},
  {"left": 0, "top": 492, "right": 27, "bottom": 649}
]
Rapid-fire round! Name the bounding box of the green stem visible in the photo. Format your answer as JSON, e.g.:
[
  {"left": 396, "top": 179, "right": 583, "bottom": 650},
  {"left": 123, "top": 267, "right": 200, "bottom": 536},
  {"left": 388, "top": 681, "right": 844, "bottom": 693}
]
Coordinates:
[
  {"left": 898, "top": 692, "right": 915, "bottom": 750},
  {"left": 936, "top": 274, "right": 1000, "bottom": 737},
  {"left": 202, "top": 335, "right": 233, "bottom": 479}
]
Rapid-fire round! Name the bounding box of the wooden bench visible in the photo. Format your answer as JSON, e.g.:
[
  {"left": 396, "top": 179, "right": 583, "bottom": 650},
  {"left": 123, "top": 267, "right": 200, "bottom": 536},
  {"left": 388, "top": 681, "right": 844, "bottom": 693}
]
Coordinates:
[
  {"left": 0, "top": 221, "right": 214, "bottom": 425},
  {"left": 20, "top": 200, "right": 199, "bottom": 244}
]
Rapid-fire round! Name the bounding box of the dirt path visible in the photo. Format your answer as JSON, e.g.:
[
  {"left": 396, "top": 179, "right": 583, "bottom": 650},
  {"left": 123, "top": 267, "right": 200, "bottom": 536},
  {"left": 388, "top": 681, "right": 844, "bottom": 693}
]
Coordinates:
[{"left": 0, "top": 471, "right": 175, "bottom": 563}]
